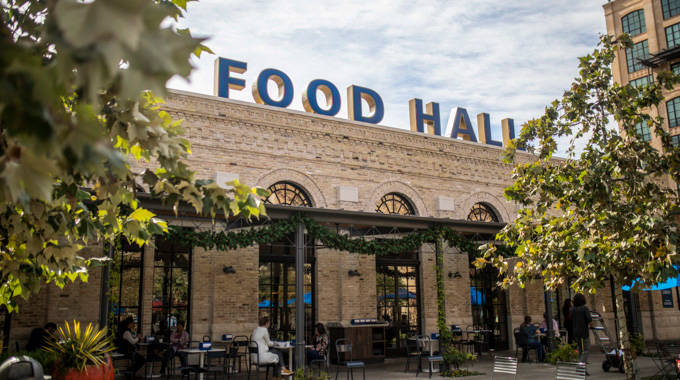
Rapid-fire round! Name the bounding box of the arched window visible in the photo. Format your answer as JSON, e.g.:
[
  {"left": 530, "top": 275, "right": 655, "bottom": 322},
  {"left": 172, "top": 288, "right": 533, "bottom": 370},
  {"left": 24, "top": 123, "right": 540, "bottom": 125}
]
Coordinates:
[
  {"left": 376, "top": 193, "right": 415, "bottom": 215},
  {"left": 467, "top": 203, "right": 499, "bottom": 222},
  {"left": 622, "top": 10, "right": 646, "bottom": 36},
  {"left": 264, "top": 182, "right": 312, "bottom": 207}
]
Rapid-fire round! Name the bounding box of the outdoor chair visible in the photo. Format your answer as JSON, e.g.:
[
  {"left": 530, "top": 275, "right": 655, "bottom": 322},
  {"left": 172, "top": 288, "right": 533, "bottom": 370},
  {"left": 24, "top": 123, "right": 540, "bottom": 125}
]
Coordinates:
[
  {"left": 247, "top": 341, "right": 277, "bottom": 380},
  {"left": 514, "top": 331, "right": 539, "bottom": 363},
  {"left": 308, "top": 351, "right": 330, "bottom": 377},
  {"left": 201, "top": 343, "right": 232, "bottom": 380},
  {"left": 203, "top": 335, "right": 212, "bottom": 342},
  {"left": 144, "top": 341, "right": 169, "bottom": 377},
  {"left": 334, "top": 338, "right": 365, "bottom": 380},
  {"left": 165, "top": 346, "right": 198, "bottom": 380},
  {"left": 491, "top": 356, "right": 518, "bottom": 380},
  {"left": 555, "top": 361, "right": 586, "bottom": 380},
  {"left": 112, "top": 349, "right": 135, "bottom": 379},
  {"left": 404, "top": 335, "right": 420, "bottom": 372},
  {"left": 232, "top": 335, "right": 249, "bottom": 373},
  {"left": 652, "top": 342, "right": 680, "bottom": 380},
  {"left": 472, "top": 325, "right": 491, "bottom": 357}
]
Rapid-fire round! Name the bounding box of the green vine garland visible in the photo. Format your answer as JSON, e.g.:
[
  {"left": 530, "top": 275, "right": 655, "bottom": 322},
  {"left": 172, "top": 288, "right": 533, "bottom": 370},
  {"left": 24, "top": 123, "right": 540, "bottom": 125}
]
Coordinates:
[{"left": 163, "top": 212, "right": 513, "bottom": 258}]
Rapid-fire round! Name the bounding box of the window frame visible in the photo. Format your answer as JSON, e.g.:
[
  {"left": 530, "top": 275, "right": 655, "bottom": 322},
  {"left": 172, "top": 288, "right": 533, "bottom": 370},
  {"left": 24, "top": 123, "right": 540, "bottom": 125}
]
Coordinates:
[
  {"left": 666, "top": 23, "right": 680, "bottom": 49},
  {"left": 662, "top": 0, "right": 680, "bottom": 20},
  {"left": 622, "top": 9, "right": 646, "bottom": 36},
  {"left": 151, "top": 235, "right": 192, "bottom": 338},
  {"left": 467, "top": 203, "right": 499, "bottom": 223},
  {"left": 667, "top": 97, "right": 680, "bottom": 128},
  {"left": 626, "top": 40, "right": 649, "bottom": 74}
]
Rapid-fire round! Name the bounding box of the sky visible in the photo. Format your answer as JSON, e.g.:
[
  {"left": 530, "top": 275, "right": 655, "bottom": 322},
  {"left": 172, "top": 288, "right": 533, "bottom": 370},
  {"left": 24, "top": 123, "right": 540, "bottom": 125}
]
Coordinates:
[{"left": 168, "top": 0, "right": 608, "bottom": 155}]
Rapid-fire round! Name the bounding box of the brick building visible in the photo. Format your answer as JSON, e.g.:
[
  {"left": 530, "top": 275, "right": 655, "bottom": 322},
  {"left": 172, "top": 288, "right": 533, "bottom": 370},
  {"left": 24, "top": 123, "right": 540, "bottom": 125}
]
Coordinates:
[{"left": 7, "top": 60, "right": 680, "bottom": 354}]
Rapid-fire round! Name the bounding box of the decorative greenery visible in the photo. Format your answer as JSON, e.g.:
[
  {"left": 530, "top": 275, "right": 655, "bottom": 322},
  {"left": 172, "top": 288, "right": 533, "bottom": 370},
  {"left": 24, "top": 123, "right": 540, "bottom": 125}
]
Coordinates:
[
  {"left": 0, "top": 0, "right": 268, "bottom": 311},
  {"left": 163, "top": 213, "right": 512, "bottom": 259},
  {"left": 441, "top": 345, "right": 477, "bottom": 370},
  {"left": 629, "top": 333, "right": 646, "bottom": 357},
  {"left": 44, "top": 320, "right": 114, "bottom": 374},
  {"left": 545, "top": 342, "right": 578, "bottom": 365},
  {"left": 293, "top": 367, "right": 330, "bottom": 380},
  {"left": 442, "top": 369, "right": 483, "bottom": 377},
  {"left": 475, "top": 34, "right": 680, "bottom": 380}
]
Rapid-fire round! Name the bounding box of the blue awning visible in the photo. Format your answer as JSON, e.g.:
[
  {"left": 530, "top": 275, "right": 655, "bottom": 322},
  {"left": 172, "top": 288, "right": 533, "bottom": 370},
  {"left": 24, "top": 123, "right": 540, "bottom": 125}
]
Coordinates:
[
  {"left": 378, "top": 289, "right": 417, "bottom": 300},
  {"left": 287, "top": 292, "right": 312, "bottom": 305},
  {"left": 622, "top": 272, "right": 680, "bottom": 291}
]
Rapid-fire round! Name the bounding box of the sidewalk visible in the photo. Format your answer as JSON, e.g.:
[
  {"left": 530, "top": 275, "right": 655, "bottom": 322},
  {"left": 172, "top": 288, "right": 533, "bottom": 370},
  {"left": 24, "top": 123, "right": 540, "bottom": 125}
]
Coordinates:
[{"left": 323, "top": 350, "right": 661, "bottom": 379}]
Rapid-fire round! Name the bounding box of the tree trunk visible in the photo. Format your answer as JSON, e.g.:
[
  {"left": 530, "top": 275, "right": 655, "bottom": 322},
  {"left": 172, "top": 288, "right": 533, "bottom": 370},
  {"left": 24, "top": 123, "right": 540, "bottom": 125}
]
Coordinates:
[{"left": 613, "top": 284, "right": 636, "bottom": 380}]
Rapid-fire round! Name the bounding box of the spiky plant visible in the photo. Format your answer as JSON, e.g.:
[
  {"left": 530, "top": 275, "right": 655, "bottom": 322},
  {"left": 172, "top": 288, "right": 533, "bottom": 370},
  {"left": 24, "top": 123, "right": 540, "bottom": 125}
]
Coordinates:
[{"left": 44, "top": 320, "right": 114, "bottom": 373}]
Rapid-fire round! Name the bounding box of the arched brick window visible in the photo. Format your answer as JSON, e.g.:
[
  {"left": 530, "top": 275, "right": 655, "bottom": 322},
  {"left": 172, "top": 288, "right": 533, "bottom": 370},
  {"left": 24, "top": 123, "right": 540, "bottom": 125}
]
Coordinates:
[
  {"left": 467, "top": 202, "right": 499, "bottom": 222},
  {"left": 376, "top": 193, "right": 415, "bottom": 215},
  {"left": 264, "top": 182, "right": 312, "bottom": 207}
]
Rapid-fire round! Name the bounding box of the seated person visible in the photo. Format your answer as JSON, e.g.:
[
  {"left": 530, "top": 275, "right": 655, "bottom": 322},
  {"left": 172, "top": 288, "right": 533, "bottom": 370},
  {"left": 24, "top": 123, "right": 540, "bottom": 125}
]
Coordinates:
[
  {"left": 306, "top": 323, "right": 329, "bottom": 364},
  {"left": 116, "top": 317, "right": 146, "bottom": 376},
  {"left": 26, "top": 322, "right": 57, "bottom": 351},
  {"left": 539, "top": 312, "right": 561, "bottom": 337},
  {"left": 519, "top": 316, "right": 544, "bottom": 362},
  {"left": 170, "top": 321, "right": 190, "bottom": 366},
  {"left": 251, "top": 316, "right": 292, "bottom": 377}
]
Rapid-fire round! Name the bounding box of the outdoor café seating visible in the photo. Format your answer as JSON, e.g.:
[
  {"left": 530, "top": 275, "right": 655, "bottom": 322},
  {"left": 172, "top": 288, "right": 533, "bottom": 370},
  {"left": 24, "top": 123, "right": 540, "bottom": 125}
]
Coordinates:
[
  {"left": 652, "top": 342, "right": 680, "bottom": 379},
  {"left": 491, "top": 356, "right": 518, "bottom": 380},
  {"left": 247, "top": 341, "right": 277, "bottom": 380},
  {"left": 335, "top": 338, "right": 365, "bottom": 380},
  {"left": 514, "top": 331, "right": 539, "bottom": 363},
  {"left": 404, "top": 334, "right": 421, "bottom": 372},
  {"left": 165, "top": 346, "right": 198, "bottom": 380},
  {"left": 555, "top": 361, "right": 586, "bottom": 380}
]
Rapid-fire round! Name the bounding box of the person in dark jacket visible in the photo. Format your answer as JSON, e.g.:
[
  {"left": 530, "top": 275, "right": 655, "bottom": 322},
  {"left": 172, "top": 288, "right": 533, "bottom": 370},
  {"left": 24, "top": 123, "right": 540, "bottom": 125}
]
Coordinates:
[
  {"left": 26, "top": 323, "right": 57, "bottom": 351},
  {"left": 116, "top": 317, "right": 146, "bottom": 377},
  {"left": 570, "top": 293, "right": 594, "bottom": 376},
  {"left": 562, "top": 298, "right": 574, "bottom": 344}
]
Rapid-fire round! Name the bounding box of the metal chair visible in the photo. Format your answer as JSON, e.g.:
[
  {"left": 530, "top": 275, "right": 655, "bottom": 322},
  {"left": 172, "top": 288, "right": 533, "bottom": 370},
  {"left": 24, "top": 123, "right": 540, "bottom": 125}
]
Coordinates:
[
  {"left": 404, "top": 335, "right": 420, "bottom": 372},
  {"left": 247, "top": 341, "right": 277, "bottom": 380},
  {"left": 309, "top": 351, "right": 329, "bottom": 377},
  {"left": 514, "top": 331, "right": 539, "bottom": 363},
  {"left": 334, "top": 338, "right": 365, "bottom": 380},
  {"left": 555, "top": 361, "right": 586, "bottom": 380},
  {"left": 203, "top": 335, "right": 212, "bottom": 342},
  {"left": 491, "top": 356, "right": 518, "bottom": 380},
  {"left": 232, "top": 335, "right": 249, "bottom": 374},
  {"left": 166, "top": 346, "right": 197, "bottom": 380},
  {"left": 202, "top": 344, "right": 230, "bottom": 379}
]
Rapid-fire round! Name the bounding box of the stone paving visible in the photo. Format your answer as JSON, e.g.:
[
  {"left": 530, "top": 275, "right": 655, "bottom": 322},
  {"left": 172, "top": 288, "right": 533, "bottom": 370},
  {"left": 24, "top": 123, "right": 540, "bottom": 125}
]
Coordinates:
[{"left": 214, "top": 349, "right": 663, "bottom": 380}]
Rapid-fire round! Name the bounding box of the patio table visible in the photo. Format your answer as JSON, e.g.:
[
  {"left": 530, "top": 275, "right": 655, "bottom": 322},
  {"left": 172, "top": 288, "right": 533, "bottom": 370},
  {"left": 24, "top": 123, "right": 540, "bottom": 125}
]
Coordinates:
[
  {"left": 462, "top": 330, "right": 492, "bottom": 356},
  {"left": 273, "top": 342, "right": 295, "bottom": 370}
]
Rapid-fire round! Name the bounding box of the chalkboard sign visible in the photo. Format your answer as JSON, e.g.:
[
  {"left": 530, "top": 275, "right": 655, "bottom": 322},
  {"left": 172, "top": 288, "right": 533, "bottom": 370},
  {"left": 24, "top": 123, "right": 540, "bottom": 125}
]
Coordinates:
[{"left": 662, "top": 289, "right": 674, "bottom": 308}]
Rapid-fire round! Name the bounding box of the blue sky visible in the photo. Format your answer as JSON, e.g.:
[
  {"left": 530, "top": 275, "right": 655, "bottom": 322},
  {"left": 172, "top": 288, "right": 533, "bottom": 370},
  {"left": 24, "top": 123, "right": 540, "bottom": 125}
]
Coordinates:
[{"left": 168, "top": 0, "right": 607, "bottom": 154}]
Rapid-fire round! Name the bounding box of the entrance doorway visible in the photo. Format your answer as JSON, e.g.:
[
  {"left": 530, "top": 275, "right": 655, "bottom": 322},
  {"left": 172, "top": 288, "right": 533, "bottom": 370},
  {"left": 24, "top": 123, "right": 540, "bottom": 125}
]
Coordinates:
[
  {"left": 470, "top": 266, "right": 509, "bottom": 351},
  {"left": 376, "top": 264, "right": 420, "bottom": 356}
]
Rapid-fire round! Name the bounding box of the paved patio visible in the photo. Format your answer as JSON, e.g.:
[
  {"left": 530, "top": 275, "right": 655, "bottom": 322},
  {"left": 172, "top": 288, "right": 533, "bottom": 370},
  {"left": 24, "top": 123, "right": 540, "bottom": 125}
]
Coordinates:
[{"left": 214, "top": 349, "right": 664, "bottom": 379}]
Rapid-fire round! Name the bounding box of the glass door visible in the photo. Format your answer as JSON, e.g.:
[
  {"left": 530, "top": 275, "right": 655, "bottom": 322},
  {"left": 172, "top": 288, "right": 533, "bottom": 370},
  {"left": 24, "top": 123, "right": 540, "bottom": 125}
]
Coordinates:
[
  {"left": 376, "top": 265, "right": 419, "bottom": 356},
  {"left": 470, "top": 265, "right": 508, "bottom": 351}
]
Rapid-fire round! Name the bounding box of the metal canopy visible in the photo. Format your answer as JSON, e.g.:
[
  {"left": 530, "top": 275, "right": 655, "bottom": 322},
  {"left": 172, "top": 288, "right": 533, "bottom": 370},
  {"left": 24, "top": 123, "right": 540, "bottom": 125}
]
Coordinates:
[
  {"left": 640, "top": 45, "right": 680, "bottom": 68},
  {"left": 137, "top": 193, "right": 507, "bottom": 236}
]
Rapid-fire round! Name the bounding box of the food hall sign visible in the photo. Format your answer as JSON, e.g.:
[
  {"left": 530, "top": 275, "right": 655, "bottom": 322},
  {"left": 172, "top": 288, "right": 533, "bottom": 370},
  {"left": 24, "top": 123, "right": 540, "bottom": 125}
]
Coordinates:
[{"left": 214, "top": 57, "right": 521, "bottom": 148}]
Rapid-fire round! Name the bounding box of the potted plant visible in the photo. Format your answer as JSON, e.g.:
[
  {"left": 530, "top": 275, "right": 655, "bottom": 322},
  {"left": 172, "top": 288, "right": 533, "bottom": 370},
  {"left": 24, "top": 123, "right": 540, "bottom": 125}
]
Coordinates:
[{"left": 44, "top": 320, "right": 115, "bottom": 380}]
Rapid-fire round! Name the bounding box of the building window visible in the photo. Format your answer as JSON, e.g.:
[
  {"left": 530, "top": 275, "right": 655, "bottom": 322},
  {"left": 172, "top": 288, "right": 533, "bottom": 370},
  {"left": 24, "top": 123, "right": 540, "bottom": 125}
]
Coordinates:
[
  {"left": 672, "top": 63, "right": 680, "bottom": 75},
  {"left": 376, "top": 193, "right": 415, "bottom": 215},
  {"left": 264, "top": 182, "right": 312, "bottom": 207},
  {"left": 667, "top": 23, "right": 680, "bottom": 49},
  {"left": 668, "top": 97, "right": 680, "bottom": 128},
  {"left": 260, "top": 181, "right": 314, "bottom": 342},
  {"left": 622, "top": 10, "right": 646, "bottom": 36},
  {"left": 111, "top": 240, "right": 144, "bottom": 331},
  {"left": 635, "top": 120, "right": 652, "bottom": 141},
  {"left": 626, "top": 40, "right": 649, "bottom": 73},
  {"left": 467, "top": 203, "right": 499, "bottom": 223},
  {"left": 151, "top": 235, "right": 191, "bottom": 338},
  {"left": 629, "top": 75, "right": 653, "bottom": 89},
  {"left": 662, "top": 0, "right": 680, "bottom": 20}
]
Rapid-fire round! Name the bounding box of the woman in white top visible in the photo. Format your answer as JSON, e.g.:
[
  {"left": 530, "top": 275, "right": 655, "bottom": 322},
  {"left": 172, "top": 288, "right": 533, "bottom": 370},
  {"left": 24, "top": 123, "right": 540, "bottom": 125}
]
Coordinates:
[{"left": 251, "top": 316, "right": 292, "bottom": 376}]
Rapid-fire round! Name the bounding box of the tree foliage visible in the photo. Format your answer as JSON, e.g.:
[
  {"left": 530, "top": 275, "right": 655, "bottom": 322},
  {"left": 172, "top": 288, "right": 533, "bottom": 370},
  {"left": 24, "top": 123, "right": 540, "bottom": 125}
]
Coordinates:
[
  {"left": 0, "top": 0, "right": 267, "bottom": 311},
  {"left": 476, "top": 34, "right": 680, "bottom": 379},
  {"left": 477, "top": 35, "right": 680, "bottom": 292}
]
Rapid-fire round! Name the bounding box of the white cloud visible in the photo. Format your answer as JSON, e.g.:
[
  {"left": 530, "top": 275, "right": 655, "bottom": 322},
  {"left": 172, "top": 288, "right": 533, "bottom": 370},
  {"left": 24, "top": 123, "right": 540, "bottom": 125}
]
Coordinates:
[{"left": 168, "top": 0, "right": 607, "bottom": 155}]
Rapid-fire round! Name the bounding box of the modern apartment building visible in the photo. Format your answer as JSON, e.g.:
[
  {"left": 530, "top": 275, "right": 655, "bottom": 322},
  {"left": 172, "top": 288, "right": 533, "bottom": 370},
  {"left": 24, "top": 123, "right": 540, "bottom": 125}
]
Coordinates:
[{"left": 604, "top": 0, "right": 680, "bottom": 169}]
